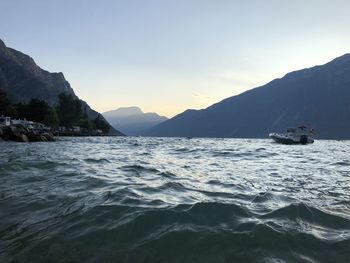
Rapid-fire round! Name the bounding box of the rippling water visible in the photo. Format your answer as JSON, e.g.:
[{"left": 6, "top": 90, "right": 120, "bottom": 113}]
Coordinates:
[{"left": 1, "top": 137, "right": 350, "bottom": 262}]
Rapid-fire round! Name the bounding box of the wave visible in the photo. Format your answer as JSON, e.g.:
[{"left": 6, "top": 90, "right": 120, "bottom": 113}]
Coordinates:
[
  {"left": 0, "top": 160, "right": 66, "bottom": 173},
  {"left": 3, "top": 202, "right": 349, "bottom": 262},
  {"left": 120, "top": 165, "right": 161, "bottom": 174},
  {"left": 331, "top": 161, "right": 350, "bottom": 166},
  {"left": 1, "top": 137, "right": 350, "bottom": 262},
  {"left": 260, "top": 202, "right": 350, "bottom": 230},
  {"left": 84, "top": 158, "right": 111, "bottom": 164}
]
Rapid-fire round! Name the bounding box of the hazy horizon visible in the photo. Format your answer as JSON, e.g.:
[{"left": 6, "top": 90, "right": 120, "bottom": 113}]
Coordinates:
[{"left": 1, "top": 0, "right": 350, "bottom": 117}]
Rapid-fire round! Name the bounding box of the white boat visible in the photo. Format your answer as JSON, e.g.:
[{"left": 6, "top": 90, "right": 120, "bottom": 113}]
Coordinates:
[{"left": 269, "top": 126, "right": 314, "bottom": 145}]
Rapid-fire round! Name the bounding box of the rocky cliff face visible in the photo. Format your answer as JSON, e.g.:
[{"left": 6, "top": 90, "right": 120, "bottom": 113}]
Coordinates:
[
  {"left": 145, "top": 54, "right": 350, "bottom": 139},
  {"left": 0, "top": 38, "right": 123, "bottom": 135},
  {"left": 0, "top": 39, "right": 75, "bottom": 105}
]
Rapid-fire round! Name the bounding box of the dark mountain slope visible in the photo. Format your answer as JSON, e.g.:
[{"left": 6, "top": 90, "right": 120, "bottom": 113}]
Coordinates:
[
  {"left": 0, "top": 38, "right": 123, "bottom": 135},
  {"left": 145, "top": 54, "right": 350, "bottom": 139},
  {"left": 0, "top": 39, "right": 75, "bottom": 105}
]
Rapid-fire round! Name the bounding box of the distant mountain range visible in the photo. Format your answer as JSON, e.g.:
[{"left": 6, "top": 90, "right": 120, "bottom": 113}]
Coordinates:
[
  {"left": 144, "top": 54, "right": 350, "bottom": 139},
  {"left": 103, "top": 107, "right": 167, "bottom": 136},
  {"left": 3, "top": 37, "right": 349, "bottom": 139},
  {"left": 0, "top": 38, "right": 123, "bottom": 135}
]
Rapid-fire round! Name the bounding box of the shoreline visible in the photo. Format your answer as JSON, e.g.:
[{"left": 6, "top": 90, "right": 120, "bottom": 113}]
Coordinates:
[
  {"left": 0, "top": 125, "right": 55, "bottom": 142},
  {"left": 0, "top": 125, "right": 123, "bottom": 142}
]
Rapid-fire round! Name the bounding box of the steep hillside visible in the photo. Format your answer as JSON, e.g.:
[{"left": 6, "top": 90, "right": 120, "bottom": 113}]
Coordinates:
[
  {"left": 145, "top": 54, "right": 350, "bottom": 139},
  {"left": 0, "top": 38, "right": 123, "bottom": 135}
]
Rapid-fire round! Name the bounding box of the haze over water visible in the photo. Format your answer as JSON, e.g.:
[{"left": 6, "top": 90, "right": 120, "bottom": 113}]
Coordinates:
[{"left": 1, "top": 137, "right": 350, "bottom": 262}]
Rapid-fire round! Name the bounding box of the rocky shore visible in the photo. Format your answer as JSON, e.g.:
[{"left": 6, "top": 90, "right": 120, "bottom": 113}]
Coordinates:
[{"left": 0, "top": 125, "right": 55, "bottom": 142}]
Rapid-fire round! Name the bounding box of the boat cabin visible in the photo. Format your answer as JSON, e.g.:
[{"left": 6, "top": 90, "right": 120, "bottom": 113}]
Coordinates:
[{"left": 287, "top": 126, "right": 309, "bottom": 135}]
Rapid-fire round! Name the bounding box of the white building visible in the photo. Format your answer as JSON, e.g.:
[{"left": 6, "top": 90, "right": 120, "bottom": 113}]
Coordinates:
[
  {"left": 11, "top": 119, "right": 34, "bottom": 127},
  {"left": 0, "top": 116, "right": 11, "bottom": 126},
  {"left": 72, "top": 126, "right": 81, "bottom": 132}
]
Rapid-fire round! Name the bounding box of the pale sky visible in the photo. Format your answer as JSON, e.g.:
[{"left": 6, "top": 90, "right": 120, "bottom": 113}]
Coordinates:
[{"left": 1, "top": 0, "right": 350, "bottom": 117}]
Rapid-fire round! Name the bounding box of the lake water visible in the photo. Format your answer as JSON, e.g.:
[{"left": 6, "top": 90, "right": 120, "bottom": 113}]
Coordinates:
[{"left": 0, "top": 137, "right": 350, "bottom": 262}]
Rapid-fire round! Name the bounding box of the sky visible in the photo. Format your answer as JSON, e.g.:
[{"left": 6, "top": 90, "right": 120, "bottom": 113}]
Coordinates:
[{"left": 1, "top": 0, "right": 350, "bottom": 117}]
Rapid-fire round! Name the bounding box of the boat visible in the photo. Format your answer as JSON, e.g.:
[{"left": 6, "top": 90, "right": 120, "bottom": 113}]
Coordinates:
[{"left": 269, "top": 126, "right": 314, "bottom": 145}]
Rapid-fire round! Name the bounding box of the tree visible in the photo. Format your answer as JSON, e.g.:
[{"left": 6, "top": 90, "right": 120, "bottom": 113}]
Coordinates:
[
  {"left": 15, "top": 99, "right": 60, "bottom": 126},
  {"left": 0, "top": 89, "right": 18, "bottom": 117},
  {"left": 14, "top": 103, "right": 27, "bottom": 119},
  {"left": 57, "top": 93, "right": 83, "bottom": 127},
  {"left": 5, "top": 105, "right": 18, "bottom": 118},
  {"left": 93, "top": 114, "right": 110, "bottom": 133},
  {"left": 24, "top": 99, "right": 51, "bottom": 124},
  {"left": 0, "top": 89, "right": 10, "bottom": 115},
  {"left": 0, "top": 90, "right": 61, "bottom": 127},
  {"left": 45, "top": 108, "right": 59, "bottom": 128},
  {"left": 78, "top": 118, "right": 94, "bottom": 131}
]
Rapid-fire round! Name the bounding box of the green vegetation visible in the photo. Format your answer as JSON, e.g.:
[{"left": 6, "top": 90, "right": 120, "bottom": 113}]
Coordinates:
[
  {"left": 0, "top": 89, "right": 110, "bottom": 133},
  {"left": 57, "top": 93, "right": 84, "bottom": 127},
  {"left": 56, "top": 93, "right": 111, "bottom": 133},
  {"left": 93, "top": 114, "right": 111, "bottom": 133},
  {"left": 0, "top": 89, "right": 12, "bottom": 115},
  {"left": 15, "top": 99, "right": 58, "bottom": 127}
]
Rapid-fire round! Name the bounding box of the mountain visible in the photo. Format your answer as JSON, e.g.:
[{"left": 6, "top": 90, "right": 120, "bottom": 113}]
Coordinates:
[
  {"left": 103, "top": 107, "right": 168, "bottom": 136},
  {"left": 0, "top": 38, "right": 123, "bottom": 135},
  {"left": 145, "top": 54, "right": 350, "bottom": 139}
]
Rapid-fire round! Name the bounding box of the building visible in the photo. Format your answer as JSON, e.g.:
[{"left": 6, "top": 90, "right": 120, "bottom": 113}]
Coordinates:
[
  {"left": 72, "top": 126, "right": 81, "bottom": 133},
  {"left": 11, "top": 119, "right": 34, "bottom": 128},
  {"left": 0, "top": 116, "right": 11, "bottom": 126}
]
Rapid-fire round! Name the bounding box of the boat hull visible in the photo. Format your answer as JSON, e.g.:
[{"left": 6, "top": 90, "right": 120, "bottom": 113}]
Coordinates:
[{"left": 269, "top": 133, "right": 314, "bottom": 145}]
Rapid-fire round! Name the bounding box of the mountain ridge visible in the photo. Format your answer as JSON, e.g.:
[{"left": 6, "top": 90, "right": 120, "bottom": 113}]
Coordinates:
[
  {"left": 0, "top": 38, "right": 123, "bottom": 135},
  {"left": 144, "top": 53, "right": 350, "bottom": 139},
  {"left": 103, "top": 106, "right": 144, "bottom": 117},
  {"left": 103, "top": 106, "right": 168, "bottom": 136}
]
